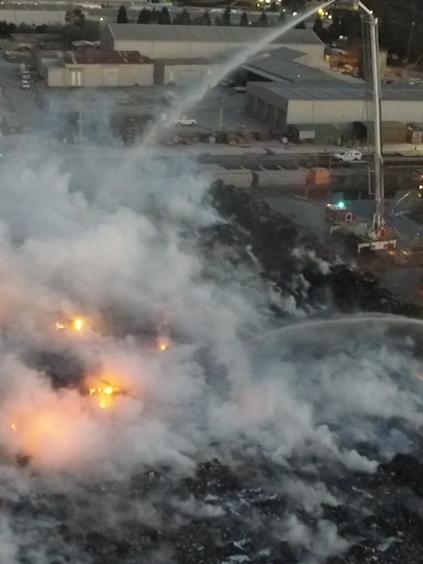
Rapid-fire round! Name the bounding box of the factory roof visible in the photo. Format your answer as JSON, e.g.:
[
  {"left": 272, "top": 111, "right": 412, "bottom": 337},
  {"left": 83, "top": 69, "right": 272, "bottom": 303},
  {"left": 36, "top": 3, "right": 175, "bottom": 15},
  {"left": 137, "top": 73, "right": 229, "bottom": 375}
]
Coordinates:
[
  {"left": 155, "top": 57, "right": 213, "bottom": 65},
  {"left": 248, "top": 82, "right": 423, "bottom": 101},
  {"left": 107, "top": 24, "right": 323, "bottom": 46},
  {"left": 244, "top": 48, "right": 342, "bottom": 85},
  {"left": 11, "top": 33, "right": 62, "bottom": 43},
  {"left": 64, "top": 49, "right": 151, "bottom": 65}
]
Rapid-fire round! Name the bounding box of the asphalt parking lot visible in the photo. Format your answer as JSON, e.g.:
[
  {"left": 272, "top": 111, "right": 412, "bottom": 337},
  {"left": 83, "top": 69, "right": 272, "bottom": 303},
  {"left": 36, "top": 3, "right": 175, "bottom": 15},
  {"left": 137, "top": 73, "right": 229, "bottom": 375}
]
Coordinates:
[
  {"left": 0, "top": 54, "right": 267, "bottom": 140},
  {"left": 0, "top": 57, "right": 47, "bottom": 133}
]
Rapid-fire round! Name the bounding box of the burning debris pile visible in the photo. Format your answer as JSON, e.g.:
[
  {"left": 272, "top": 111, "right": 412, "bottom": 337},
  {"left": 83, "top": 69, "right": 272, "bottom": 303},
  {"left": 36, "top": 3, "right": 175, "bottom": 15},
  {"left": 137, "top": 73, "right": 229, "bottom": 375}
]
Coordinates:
[{"left": 0, "top": 152, "right": 422, "bottom": 564}]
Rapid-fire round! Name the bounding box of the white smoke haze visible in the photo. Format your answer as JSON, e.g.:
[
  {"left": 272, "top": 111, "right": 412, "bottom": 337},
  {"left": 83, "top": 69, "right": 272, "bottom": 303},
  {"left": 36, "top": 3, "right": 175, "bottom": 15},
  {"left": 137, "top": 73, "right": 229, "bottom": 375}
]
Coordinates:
[{"left": 0, "top": 138, "right": 422, "bottom": 563}]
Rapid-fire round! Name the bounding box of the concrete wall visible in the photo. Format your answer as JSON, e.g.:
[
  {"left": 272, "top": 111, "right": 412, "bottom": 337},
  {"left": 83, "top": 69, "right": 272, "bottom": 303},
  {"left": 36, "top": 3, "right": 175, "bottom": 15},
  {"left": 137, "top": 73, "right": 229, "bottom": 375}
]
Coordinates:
[
  {"left": 48, "top": 63, "right": 154, "bottom": 87},
  {"left": 108, "top": 37, "right": 323, "bottom": 61},
  {"left": 155, "top": 63, "right": 214, "bottom": 85},
  {"left": 382, "top": 101, "right": 423, "bottom": 124},
  {"left": 287, "top": 100, "right": 423, "bottom": 126},
  {"left": 48, "top": 66, "right": 66, "bottom": 87},
  {"left": 287, "top": 100, "right": 371, "bottom": 124},
  {"left": 0, "top": 9, "right": 66, "bottom": 25},
  {"left": 247, "top": 83, "right": 423, "bottom": 128}
]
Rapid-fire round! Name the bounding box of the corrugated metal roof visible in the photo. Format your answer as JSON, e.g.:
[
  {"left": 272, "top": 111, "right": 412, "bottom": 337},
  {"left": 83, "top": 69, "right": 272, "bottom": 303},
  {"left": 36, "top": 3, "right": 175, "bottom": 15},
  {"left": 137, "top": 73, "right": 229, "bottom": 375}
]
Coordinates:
[
  {"left": 107, "top": 24, "right": 323, "bottom": 45},
  {"left": 248, "top": 82, "right": 423, "bottom": 101},
  {"left": 64, "top": 49, "right": 151, "bottom": 65},
  {"left": 244, "top": 55, "right": 340, "bottom": 85}
]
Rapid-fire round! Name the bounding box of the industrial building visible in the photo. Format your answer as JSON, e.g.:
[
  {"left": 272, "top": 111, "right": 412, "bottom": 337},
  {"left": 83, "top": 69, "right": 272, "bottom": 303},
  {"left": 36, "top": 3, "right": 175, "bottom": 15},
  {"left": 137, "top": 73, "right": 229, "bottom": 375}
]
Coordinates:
[
  {"left": 246, "top": 82, "right": 423, "bottom": 142},
  {"left": 101, "top": 24, "right": 324, "bottom": 62},
  {"left": 39, "top": 49, "right": 154, "bottom": 87},
  {"left": 242, "top": 47, "right": 360, "bottom": 86},
  {"left": 0, "top": 6, "right": 66, "bottom": 25},
  {"left": 153, "top": 57, "right": 218, "bottom": 86}
]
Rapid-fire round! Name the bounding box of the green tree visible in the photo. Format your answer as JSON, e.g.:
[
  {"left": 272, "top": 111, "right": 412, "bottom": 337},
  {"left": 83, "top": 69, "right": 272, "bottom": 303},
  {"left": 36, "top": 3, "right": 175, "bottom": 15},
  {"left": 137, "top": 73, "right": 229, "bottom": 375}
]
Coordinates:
[
  {"left": 326, "top": 16, "right": 341, "bottom": 43},
  {"left": 175, "top": 8, "right": 191, "bottom": 24},
  {"left": 312, "top": 15, "right": 325, "bottom": 41},
  {"left": 116, "top": 5, "right": 128, "bottom": 23},
  {"left": 150, "top": 9, "right": 159, "bottom": 23},
  {"left": 256, "top": 10, "right": 268, "bottom": 27},
  {"left": 137, "top": 8, "right": 151, "bottom": 23},
  {"left": 240, "top": 11, "right": 249, "bottom": 26},
  {"left": 158, "top": 6, "right": 171, "bottom": 24},
  {"left": 278, "top": 10, "right": 286, "bottom": 24},
  {"left": 222, "top": 6, "right": 231, "bottom": 26},
  {"left": 65, "top": 8, "right": 85, "bottom": 27},
  {"left": 202, "top": 9, "right": 211, "bottom": 25}
]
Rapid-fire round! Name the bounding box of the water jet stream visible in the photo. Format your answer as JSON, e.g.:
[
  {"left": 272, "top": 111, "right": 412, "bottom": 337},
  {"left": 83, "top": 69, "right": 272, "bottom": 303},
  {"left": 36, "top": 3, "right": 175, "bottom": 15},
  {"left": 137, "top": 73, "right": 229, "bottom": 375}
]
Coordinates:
[
  {"left": 142, "top": 0, "right": 335, "bottom": 146},
  {"left": 254, "top": 314, "right": 423, "bottom": 342}
]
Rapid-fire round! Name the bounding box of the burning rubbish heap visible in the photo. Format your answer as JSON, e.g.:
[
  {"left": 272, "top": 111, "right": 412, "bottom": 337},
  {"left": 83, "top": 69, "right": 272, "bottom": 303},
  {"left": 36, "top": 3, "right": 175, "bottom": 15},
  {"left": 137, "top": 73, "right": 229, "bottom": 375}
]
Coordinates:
[{"left": 1, "top": 160, "right": 423, "bottom": 564}]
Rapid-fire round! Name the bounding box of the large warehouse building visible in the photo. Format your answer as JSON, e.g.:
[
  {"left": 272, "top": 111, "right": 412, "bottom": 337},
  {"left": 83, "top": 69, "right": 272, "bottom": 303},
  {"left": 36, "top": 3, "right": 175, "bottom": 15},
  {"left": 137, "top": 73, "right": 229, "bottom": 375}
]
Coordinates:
[
  {"left": 0, "top": 6, "right": 66, "bottom": 25},
  {"left": 40, "top": 49, "right": 154, "bottom": 87},
  {"left": 246, "top": 82, "right": 423, "bottom": 142},
  {"left": 101, "top": 24, "right": 324, "bottom": 62}
]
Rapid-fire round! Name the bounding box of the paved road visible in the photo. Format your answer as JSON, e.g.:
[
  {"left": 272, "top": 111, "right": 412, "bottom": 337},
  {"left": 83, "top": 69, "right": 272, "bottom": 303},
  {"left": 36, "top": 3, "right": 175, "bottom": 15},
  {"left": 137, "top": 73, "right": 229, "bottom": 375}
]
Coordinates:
[{"left": 0, "top": 58, "right": 46, "bottom": 133}]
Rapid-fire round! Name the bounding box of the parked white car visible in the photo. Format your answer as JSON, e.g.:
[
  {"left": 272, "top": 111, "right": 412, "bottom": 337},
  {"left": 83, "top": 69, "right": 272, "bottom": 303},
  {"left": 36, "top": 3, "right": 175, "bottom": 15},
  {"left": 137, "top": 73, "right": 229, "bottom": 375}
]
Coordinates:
[
  {"left": 174, "top": 116, "right": 197, "bottom": 126},
  {"left": 334, "top": 149, "right": 362, "bottom": 162},
  {"left": 21, "top": 80, "right": 31, "bottom": 89}
]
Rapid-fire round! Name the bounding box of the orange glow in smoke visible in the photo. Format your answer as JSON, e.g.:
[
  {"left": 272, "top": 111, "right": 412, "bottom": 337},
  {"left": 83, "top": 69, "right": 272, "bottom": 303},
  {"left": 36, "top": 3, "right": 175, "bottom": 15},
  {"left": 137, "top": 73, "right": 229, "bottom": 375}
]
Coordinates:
[
  {"left": 157, "top": 336, "right": 171, "bottom": 352},
  {"left": 7, "top": 407, "right": 71, "bottom": 459},
  {"left": 88, "top": 380, "right": 123, "bottom": 409},
  {"left": 55, "top": 316, "right": 88, "bottom": 335},
  {"left": 72, "top": 317, "right": 84, "bottom": 332}
]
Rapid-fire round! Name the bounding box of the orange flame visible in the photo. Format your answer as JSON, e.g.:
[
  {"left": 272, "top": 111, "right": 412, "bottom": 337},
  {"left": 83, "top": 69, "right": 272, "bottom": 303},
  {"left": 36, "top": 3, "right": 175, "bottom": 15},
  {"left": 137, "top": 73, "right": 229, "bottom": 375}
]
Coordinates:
[
  {"left": 88, "top": 380, "right": 122, "bottom": 409},
  {"left": 72, "top": 317, "right": 84, "bottom": 333},
  {"left": 55, "top": 316, "right": 87, "bottom": 335}
]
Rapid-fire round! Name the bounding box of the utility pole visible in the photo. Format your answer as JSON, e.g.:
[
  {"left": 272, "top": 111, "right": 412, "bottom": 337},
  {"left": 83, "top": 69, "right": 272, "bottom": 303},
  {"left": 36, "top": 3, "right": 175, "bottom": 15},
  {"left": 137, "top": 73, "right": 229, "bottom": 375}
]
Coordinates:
[
  {"left": 403, "top": 19, "right": 416, "bottom": 79},
  {"left": 218, "top": 107, "right": 224, "bottom": 130}
]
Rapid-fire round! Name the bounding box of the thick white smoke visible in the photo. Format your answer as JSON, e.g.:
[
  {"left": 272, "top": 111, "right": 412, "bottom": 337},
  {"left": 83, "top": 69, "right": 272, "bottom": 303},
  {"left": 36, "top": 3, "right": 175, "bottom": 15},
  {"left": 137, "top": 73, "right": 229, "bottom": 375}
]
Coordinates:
[{"left": 0, "top": 140, "right": 422, "bottom": 563}]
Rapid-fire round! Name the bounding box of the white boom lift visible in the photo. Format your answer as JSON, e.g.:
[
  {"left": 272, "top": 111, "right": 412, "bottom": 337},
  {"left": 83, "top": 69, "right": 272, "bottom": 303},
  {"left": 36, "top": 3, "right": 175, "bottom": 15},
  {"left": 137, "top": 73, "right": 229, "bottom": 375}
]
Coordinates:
[{"left": 331, "top": 0, "right": 397, "bottom": 253}]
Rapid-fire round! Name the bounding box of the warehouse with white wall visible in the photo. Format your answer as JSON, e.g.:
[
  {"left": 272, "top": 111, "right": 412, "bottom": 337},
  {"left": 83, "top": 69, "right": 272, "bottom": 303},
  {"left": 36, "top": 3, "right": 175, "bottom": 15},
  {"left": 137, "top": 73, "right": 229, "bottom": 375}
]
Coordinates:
[
  {"left": 42, "top": 49, "right": 154, "bottom": 87},
  {"left": 101, "top": 25, "right": 325, "bottom": 62},
  {"left": 154, "top": 58, "right": 217, "bottom": 86},
  {"left": 0, "top": 7, "right": 66, "bottom": 25},
  {"left": 247, "top": 82, "right": 423, "bottom": 134}
]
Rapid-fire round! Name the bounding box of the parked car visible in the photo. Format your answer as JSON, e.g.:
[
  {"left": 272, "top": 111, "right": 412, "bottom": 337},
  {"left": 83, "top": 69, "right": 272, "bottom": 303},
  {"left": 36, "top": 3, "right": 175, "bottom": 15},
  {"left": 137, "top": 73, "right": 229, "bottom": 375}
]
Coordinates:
[
  {"left": 219, "top": 79, "right": 235, "bottom": 87},
  {"left": 174, "top": 116, "right": 197, "bottom": 126},
  {"left": 21, "top": 80, "right": 31, "bottom": 89},
  {"left": 233, "top": 85, "right": 247, "bottom": 93},
  {"left": 334, "top": 149, "right": 362, "bottom": 162}
]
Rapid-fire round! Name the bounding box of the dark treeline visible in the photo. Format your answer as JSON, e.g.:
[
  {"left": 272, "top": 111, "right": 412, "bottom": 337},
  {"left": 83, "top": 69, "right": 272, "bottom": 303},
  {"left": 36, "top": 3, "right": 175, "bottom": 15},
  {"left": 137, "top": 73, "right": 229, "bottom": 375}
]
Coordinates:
[
  {"left": 117, "top": 3, "right": 290, "bottom": 27},
  {"left": 312, "top": 0, "right": 423, "bottom": 61}
]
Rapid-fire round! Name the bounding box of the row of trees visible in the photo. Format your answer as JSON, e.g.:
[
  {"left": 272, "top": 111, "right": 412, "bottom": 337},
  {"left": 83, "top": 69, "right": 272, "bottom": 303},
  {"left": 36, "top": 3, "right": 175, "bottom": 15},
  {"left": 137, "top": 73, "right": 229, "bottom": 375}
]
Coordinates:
[
  {"left": 117, "top": 5, "right": 288, "bottom": 27},
  {"left": 0, "top": 9, "right": 99, "bottom": 41},
  {"left": 312, "top": 11, "right": 362, "bottom": 45},
  {"left": 312, "top": 2, "right": 423, "bottom": 61}
]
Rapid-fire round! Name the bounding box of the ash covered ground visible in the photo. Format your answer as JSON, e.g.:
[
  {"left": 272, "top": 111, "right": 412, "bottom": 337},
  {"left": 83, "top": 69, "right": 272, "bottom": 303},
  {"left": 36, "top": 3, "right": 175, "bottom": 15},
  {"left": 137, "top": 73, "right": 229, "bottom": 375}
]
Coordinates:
[{"left": 0, "top": 147, "right": 423, "bottom": 564}]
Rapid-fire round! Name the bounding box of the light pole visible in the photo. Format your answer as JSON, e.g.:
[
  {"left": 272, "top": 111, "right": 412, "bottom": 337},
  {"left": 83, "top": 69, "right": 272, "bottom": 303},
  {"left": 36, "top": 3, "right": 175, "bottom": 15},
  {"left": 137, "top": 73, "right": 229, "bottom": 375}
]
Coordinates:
[{"left": 218, "top": 106, "right": 224, "bottom": 130}]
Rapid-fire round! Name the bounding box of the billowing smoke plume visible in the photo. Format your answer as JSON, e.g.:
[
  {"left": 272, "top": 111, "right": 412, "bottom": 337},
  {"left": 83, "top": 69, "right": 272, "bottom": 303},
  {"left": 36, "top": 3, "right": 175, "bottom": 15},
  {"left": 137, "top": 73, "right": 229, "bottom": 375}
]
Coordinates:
[{"left": 0, "top": 140, "right": 422, "bottom": 563}]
